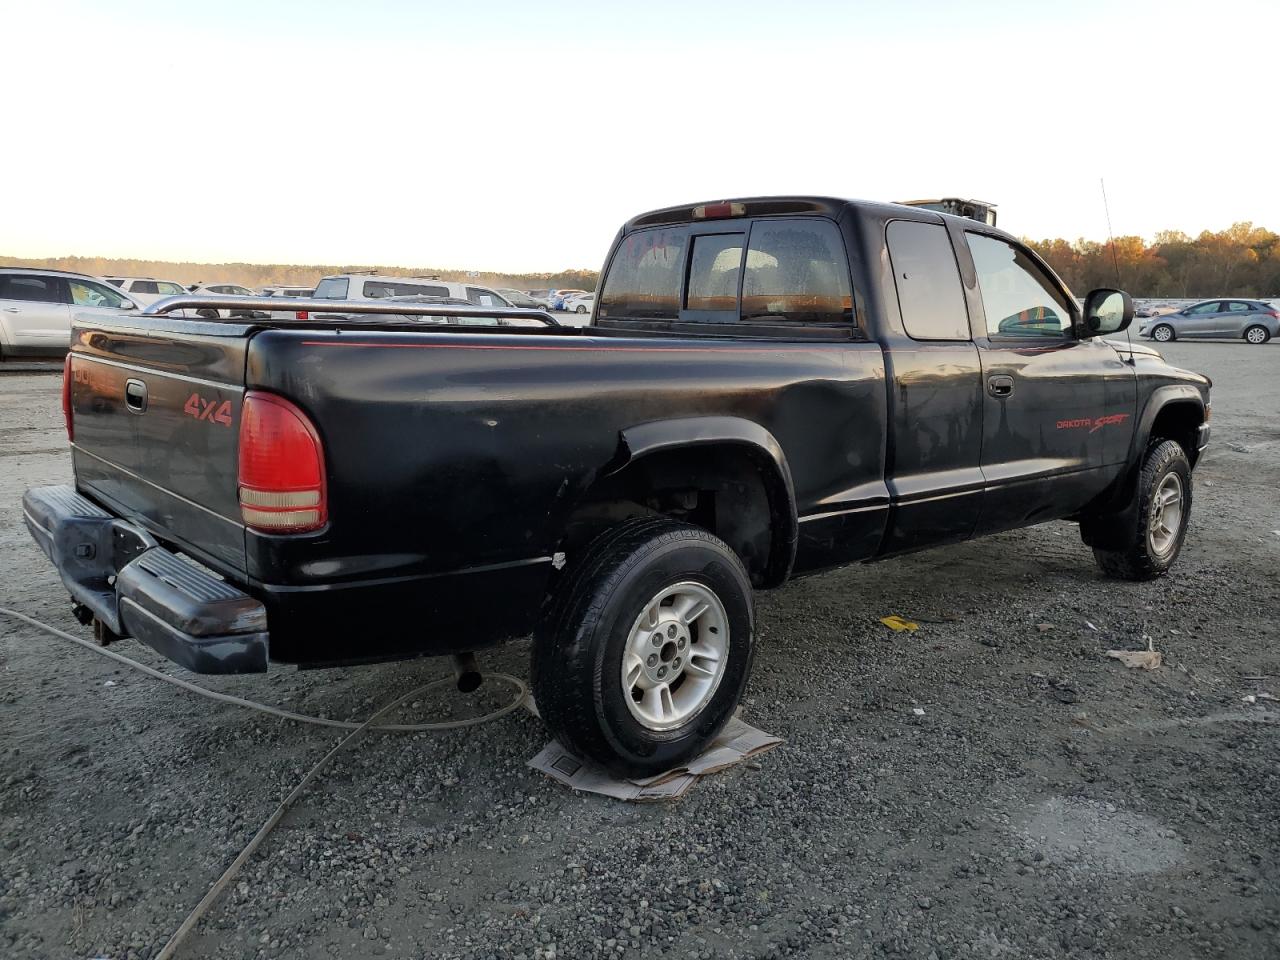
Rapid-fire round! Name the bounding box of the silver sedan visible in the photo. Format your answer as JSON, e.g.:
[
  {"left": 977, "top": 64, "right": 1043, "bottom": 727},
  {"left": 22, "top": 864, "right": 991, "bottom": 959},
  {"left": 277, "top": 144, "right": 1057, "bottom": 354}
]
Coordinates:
[{"left": 1138, "top": 299, "right": 1279, "bottom": 344}]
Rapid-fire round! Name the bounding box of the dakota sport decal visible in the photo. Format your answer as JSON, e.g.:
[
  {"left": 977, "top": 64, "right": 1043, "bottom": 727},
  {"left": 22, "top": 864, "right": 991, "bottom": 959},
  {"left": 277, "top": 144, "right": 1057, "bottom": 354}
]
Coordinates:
[{"left": 1056, "top": 413, "right": 1130, "bottom": 433}]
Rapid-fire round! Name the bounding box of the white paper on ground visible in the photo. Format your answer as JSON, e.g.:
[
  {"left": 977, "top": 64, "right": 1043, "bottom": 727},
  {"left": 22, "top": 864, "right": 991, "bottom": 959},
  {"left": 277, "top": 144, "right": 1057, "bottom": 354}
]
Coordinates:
[{"left": 528, "top": 716, "right": 783, "bottom": 802}]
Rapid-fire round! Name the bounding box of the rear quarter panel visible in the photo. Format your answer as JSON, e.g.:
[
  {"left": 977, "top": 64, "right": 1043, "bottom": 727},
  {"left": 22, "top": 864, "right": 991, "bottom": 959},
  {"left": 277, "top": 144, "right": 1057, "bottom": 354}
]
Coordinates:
[{"left": 244, "top": 328, "right": 889, "bottom": 588}]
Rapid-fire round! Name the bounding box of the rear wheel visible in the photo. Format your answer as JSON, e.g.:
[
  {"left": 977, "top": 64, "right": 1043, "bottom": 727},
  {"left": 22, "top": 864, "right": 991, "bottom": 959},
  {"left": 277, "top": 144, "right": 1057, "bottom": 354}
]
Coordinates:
[
  {"left": 1089, "top": 439, "right": 1192, "bottom": 581},
  {"left": 1244, "top": 324, "right": 1270, "bottom": 344},
  {"left": 575, "top": 305, "right": 588, "bottom": 314},
  {"left": 531, "top": 518, "right": 755, "bottom": 777},
  {"left": 1151, "top": 323, "right": 1174, "bottom": 343}
]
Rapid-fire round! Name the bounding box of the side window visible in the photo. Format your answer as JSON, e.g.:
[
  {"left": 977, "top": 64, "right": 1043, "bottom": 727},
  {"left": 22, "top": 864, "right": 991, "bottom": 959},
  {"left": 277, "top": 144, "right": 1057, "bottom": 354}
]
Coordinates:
[
  {"left": 598, "top": 227, "right": 688, "bottom": 320},
  {"left": 1224, "top": 301, "right": 1251, "bottom": 313},
  {"left": 156, "top": 282, "right": 185, "bottom": 296},
  {"left": 685, "top": 234, "right": 743, "bottom": 312},
  {"left": 741, "top": 219, "right": 852, "bottom": 323},
  {"left": 133, "top": 280, "right": 159, "bottom": 295},
  {"left": 69, "top": 280, "right": 128, "bottom": 308},
  {"left": 1186, "top": 301, "right": 1221, "bottom": 315},
  {"left": 886, "top": 220, "right": 970, "bottom": 340},
  {"left": 104, "top": 278, "right": 124, "bottom": 288},
  {"left": 0, "top": 275, "right": 65, "bottom": 304},
  {"left": 365, "top": 281, "right": 448, "bottom": 298},
  {"left": 967, "top": 233, "right": 1073, "bottom": 338},
  {"left": 466, "top": 287, "right": 499, "bottom": 307}
]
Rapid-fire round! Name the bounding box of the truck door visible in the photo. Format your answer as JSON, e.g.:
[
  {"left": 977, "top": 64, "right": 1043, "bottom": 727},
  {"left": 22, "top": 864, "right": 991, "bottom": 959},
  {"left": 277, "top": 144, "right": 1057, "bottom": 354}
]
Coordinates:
[
  {"left": 963, "top": 231, "right": 1135, "bottom": 537},
  {"left": 877, "top": 219, "right": 984, "bottom": 553}
]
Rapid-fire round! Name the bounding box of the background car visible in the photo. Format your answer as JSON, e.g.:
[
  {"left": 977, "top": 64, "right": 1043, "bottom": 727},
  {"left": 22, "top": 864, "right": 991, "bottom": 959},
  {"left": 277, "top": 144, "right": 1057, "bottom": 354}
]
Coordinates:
[
  {"left": 187, "top": 282, "right": 259, "bottom": 319},
  {"left": 103, "top": 277, "right": 188, "bottom": 306},
  {"left": 260, "top": 285, "right": 314, "bottom": 298},
  {"left": 564, "top": 292, "right": 595, "bottom": 314},
  {"left": 311, "top": 274, "right": 514, "bottom": 309},
  {"left": 524, "top": 289, "right": 553, "bottom": 306},
  {"left": 0, "top": 268, "right": 140, "bottom": 357},
  {"left": 320, "top": 295, "right": 547, "bottom": 328},
  {"left": 548, "top": 288, "right": 588, "bottom": 310},
  {"left": 496, "top": 288, "right": 546, "bottom": 309},
  {"left": 1139, "top": 299, "right": 1279, "bottom": 344}
]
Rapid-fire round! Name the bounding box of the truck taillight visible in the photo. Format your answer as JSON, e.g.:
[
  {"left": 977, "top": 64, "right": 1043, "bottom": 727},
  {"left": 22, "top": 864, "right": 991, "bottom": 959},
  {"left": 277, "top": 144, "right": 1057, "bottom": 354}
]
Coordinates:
[
  {"left": 237, "top": 392, "right": 327, "bottom": 533},
  {"left": 62, "top": 353, "right": 74, "bottom": 441},
  {"left": 295, "top": 310, "right": 308, "bottom": 320}
]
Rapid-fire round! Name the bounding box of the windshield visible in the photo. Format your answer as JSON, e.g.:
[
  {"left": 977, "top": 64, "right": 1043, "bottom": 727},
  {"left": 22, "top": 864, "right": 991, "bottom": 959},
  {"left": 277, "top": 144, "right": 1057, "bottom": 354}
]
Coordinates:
[{"left": 313, "top": 278, "right": 349, "bottom": 299}]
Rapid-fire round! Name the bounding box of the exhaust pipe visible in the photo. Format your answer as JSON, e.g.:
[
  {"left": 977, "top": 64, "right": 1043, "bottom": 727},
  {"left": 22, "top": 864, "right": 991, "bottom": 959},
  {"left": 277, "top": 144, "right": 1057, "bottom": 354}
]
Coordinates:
[{"left": 452, "top": 652, "right": 482, "bottom": 693}]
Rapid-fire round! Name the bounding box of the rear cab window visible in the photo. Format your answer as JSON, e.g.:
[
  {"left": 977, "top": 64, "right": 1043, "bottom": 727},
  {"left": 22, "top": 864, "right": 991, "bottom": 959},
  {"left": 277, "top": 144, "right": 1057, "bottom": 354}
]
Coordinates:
[
  {"left": 886, "top": 220, "right": 970, "bottom": 340},
  {"left": 598, "top": 217, "right": 854, "bottom": 332}
]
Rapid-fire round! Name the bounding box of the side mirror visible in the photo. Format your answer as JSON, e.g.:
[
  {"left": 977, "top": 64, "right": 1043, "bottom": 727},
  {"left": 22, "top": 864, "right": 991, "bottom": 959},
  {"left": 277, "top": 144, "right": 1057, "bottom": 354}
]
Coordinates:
[
  {"left": 1081, "top": 288, "right": 1133, "bottom": 338},
  {"left": 121, "top": 300, "right": 137, "bottom": 310}
]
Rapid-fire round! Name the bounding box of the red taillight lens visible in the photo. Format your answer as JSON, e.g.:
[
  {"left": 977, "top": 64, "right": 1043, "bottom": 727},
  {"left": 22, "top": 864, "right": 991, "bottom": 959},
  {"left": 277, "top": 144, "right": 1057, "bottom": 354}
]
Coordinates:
[
  {"left": 237, "top": 392, "right": 327, "bottom": 533},
  {"left": 295, "top": 310, "right": 309, "bottom": 320},
  {"left": 62, "top": 353, "right": 74, "bottom": 441}
]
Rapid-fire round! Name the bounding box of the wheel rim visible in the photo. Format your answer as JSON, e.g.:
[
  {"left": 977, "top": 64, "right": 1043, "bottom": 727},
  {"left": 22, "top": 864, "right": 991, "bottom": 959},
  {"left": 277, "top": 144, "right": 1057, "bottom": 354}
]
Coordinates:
[
  {"left": 1148, "top": 472, "right": 1184, "bottom": 557},
  {"left": 1154, "top": 326, "right": 1171, "bottom": 342},
  {"left": 1247, "top": 327, "right": 1265, "bottom": 343},
  {"left": 621, "top": 581, "right": 729, "bottom": 731}
]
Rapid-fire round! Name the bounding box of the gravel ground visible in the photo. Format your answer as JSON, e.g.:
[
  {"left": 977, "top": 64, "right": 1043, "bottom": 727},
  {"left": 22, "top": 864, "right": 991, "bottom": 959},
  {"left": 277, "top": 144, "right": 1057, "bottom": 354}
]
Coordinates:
[{"left": 1, "top": 341, "right": 1278, "bottom": 960}]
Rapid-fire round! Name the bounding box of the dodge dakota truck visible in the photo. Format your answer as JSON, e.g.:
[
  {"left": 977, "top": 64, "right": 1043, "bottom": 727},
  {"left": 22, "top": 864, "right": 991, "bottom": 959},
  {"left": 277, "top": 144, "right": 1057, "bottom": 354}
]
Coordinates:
[{"left": 24, "top": 196, "right": 1211, "bottom": 776}]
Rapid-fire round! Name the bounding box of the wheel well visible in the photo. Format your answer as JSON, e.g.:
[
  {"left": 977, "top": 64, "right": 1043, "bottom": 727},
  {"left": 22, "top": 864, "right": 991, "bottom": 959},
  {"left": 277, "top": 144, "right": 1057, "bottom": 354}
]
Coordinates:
[
  {"left": 563, "top": 444, "right": 793, "bottom": 587},
  {"left": 1149, "top": 401, "right": 1203, "bottom": 466}
]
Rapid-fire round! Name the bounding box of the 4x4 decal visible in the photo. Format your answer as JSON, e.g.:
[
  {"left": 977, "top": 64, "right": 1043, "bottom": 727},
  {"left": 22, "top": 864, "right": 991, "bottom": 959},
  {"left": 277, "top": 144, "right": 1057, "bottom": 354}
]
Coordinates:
[{"left": 184, "top": 392, "right": 233, "bottom": 426}]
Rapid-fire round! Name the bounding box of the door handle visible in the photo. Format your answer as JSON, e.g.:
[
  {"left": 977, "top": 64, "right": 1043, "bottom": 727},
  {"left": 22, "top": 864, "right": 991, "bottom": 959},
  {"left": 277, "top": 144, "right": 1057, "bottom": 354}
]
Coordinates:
[
  {"left": 124, "top": 379, "right": 148, "bottom": 414},
  {"left": 987, "top": 375, "right": 1014, "bottom": 399}
]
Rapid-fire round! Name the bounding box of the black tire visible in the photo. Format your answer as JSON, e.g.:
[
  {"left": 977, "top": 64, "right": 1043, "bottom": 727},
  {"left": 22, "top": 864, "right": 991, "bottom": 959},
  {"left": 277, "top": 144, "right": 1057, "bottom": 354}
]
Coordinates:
[
  {"left": 196, "top": 308, "right": 219, "bottom": 319},
  {"left": 1151, "top": 323, "right": 1175, "bottom": 343},
  {"left": 531, "top": 517, "right": 755, "bottom": 777},
  {"left": 575, "top": 305, "right": 588, "bottom": 314},
  {"left": 1244, "top": 324, "right": 1271, "bottom": 345},
  {"left": 1091, "top": 440, "right": 1192, "bottom": 581}
]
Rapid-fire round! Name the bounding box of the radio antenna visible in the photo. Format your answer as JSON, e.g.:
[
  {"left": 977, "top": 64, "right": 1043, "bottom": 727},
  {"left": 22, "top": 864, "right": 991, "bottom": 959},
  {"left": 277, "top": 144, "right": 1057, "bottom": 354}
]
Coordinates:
[{"left": 1100, "top": 177, "right": 1136, "bottom": 360}]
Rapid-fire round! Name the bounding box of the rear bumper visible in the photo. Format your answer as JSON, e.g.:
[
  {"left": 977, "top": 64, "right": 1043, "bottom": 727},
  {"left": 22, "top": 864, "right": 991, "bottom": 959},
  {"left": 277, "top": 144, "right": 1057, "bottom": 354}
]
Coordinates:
[{"left": 22, "top": 485, "right": 268, "bottom": 673}]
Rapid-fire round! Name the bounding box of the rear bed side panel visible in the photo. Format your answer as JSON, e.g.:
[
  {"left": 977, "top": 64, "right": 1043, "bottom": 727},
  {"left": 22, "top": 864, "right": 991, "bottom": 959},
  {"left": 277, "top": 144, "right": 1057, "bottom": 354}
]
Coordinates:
[
  {"left": 69, "top": 322, "right": 250, "bottom": 575},
  {"left": 244, "top": 330, "right": 888, "bottom": 656}
]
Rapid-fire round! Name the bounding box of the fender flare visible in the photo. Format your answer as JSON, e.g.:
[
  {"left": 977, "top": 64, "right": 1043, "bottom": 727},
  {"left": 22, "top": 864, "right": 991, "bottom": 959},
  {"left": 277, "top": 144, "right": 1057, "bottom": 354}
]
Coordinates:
[
  {"left": 614, "top": 416, "right": 799, "bottom": 586},
  {"left": 1081, "top": 385, "right": 1207, "bottom": 546}
]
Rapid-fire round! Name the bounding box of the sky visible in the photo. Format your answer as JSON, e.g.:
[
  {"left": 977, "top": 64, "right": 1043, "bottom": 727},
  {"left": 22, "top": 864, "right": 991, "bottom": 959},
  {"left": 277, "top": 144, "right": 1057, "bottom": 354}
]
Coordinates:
[{"left": 3, "top": 0, "right": 1276, "bottom": 273}]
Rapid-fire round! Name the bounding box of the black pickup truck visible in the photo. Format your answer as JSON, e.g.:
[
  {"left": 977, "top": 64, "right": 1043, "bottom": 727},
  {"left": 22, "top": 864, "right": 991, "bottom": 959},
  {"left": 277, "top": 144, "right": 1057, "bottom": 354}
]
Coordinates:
[{"left": 25, "top": 196, "right": 1211, "bottom": 775}]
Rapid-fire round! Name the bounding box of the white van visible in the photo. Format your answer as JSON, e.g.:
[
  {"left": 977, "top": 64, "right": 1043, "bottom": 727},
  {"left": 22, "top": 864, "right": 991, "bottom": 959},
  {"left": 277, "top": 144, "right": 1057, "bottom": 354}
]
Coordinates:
[{"left": 311, "top": 274, "right": 514, "bottom": 308}]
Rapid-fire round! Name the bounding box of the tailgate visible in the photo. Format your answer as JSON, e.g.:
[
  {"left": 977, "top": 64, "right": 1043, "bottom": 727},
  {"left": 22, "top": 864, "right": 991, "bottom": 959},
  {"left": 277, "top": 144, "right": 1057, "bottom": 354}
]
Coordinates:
[{"left": 69, "top": 318, "right": 250, "bottom": 575}]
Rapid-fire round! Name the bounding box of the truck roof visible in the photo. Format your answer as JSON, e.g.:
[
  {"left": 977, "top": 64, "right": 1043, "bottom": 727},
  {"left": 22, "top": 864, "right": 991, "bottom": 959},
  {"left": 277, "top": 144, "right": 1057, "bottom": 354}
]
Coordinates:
[{"left": 623, "top": 195, "right": 1011, "bottom": 240}]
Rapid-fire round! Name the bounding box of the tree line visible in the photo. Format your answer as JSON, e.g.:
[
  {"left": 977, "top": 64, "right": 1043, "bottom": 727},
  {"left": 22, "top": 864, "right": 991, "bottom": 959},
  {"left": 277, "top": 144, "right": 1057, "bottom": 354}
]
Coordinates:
[
  {"left": 0, "top": 254, "right": 600, "bottom": 293},
  {"left": 1025, "top": 223, "right": 1280, "bottom": 299}
]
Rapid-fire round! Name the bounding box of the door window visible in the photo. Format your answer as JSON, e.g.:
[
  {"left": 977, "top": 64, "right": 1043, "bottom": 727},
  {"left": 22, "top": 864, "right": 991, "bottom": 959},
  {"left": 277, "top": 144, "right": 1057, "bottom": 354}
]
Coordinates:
[
  {"left": 967, "top": 233, "right": 1073, "bottom": 338},
  {"left": 741, "top": 219, "right": 852, "bottom": 323},
  {"left": 886, "top": 220, "right": 970, "bottom": 340},
  {"left": 1186, "top": 301, "right": 1221, "bottom": 315},
  {"left": 1224, "top": 301, "right": 1252, "bottom": 313},
  {"left": 156, "top": 281, "right": 185, "bottom": 296},
  {"left": 685, "top": 234, "right": 743, "bottom": 312},
  {"left": 132, "top": 280, "right": 159, "bottom": 295},
  {"left": 68, "top": 280, "right": 129, "bottom": 308},
  {"left": 466, "top": 287, "right": 504, "bottom": 307},
  {"left": 0, "top": 274, "right": 65, "bottom": 303}
]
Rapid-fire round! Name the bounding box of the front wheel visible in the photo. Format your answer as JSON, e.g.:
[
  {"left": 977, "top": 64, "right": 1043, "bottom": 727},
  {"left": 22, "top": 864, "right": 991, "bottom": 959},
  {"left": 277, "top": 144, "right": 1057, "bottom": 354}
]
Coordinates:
[
  {"left": 531, "top": 518, "right": 755, "bottom": 777},
  {"left": 1151, "top": 323, "right": 1175, "bottom": 343},
  {"left": 1089, "top": 439, "right": 1192, "bottom": 581},
  {"left": 1244, "top": 324, "right": 1271, "bottom": 344}
]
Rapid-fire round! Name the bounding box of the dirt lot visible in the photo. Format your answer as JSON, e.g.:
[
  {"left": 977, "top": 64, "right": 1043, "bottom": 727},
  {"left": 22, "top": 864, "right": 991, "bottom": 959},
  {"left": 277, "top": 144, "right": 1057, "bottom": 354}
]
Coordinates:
[{"left": 1, "top": 341, "right": 1277, "bottom": 960}]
